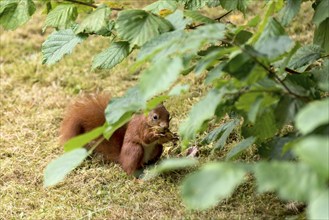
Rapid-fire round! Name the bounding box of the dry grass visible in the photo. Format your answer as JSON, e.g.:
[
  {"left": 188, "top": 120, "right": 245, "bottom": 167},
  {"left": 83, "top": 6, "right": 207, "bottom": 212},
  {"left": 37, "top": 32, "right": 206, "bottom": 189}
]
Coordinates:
[{"left": 0, "top": 1, "right": 314, "bottom": 219}]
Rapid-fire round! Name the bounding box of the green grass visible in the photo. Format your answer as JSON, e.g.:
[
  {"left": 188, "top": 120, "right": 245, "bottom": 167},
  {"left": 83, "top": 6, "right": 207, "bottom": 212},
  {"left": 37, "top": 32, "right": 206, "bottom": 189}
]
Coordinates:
[{"left": 0, "top": 1, "right": 314, "bottom": 219}]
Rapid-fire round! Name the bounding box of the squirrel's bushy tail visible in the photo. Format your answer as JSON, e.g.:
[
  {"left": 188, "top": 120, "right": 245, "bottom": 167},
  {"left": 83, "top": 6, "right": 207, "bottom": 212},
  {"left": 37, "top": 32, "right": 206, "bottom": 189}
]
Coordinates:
[{"left": 59, "top": 93, "right": 110, "bottom": 145}]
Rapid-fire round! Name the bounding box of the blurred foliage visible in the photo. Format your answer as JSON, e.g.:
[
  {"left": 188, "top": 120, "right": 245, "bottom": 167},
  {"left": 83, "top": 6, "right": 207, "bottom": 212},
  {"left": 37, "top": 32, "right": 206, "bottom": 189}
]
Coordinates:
[{"left": 1, "top": 0, "right": 328, "bottom": 218}]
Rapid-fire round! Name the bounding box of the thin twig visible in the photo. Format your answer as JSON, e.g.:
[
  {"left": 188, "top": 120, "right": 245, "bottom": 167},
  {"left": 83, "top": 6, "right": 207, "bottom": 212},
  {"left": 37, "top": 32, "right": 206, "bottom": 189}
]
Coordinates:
[
  {"left": 63, "top": 0, "right": 97, "bottom": 8},
  {"left": 63, "top": 0, "right": 123, "bottom": 10},
  {"left": 220, "top": 38, "right": 310, "bottom": 101},
  {"left": 285, "top": 67, "right": 301, "bottom": 75},
  {"left": 214, "top": 10, "right": 233, "bottom": 21},
  {"left": 239, "top": 46, "right": 311, "bottom": 101},
  {"left": 188, "top": 10, "right": 232, "bottom": 30}
]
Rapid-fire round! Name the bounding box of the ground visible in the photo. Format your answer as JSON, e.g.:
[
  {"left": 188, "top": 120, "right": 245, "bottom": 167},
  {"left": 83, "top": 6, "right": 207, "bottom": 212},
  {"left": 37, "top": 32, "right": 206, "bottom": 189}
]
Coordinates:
[{"left": 0, "top": 1, "right": 314, "bottom": 219}]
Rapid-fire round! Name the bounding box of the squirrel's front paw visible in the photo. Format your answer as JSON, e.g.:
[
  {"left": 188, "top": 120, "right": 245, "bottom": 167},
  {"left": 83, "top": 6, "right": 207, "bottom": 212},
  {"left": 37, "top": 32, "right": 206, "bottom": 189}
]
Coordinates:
[{"left": 157, "top": 131, "right": 179, "bottom": 144}]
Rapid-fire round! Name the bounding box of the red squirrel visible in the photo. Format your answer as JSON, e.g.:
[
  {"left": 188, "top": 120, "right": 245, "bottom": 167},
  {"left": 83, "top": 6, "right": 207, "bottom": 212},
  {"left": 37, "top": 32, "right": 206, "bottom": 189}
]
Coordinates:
[{"left": 59, "top": 94, "right": 177, "bottom": 175}]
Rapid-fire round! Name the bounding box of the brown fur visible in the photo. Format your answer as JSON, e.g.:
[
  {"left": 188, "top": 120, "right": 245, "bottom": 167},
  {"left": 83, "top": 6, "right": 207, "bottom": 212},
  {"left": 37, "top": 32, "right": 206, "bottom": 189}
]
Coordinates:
[{"left": 60, "top": 94, "right": 174, "bottom": 174}]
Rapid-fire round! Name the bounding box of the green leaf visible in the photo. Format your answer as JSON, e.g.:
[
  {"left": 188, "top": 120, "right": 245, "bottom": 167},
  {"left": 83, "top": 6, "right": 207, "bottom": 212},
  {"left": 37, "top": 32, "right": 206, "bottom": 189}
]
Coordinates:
[
  {"left": 235, "top": 92, "right": 263, "bottom": 116},
  {"left": 254, "top": 18, "right": 293, "bottom": 59},
  {"left": 258, "top": 136, "right": 296, "bottom": 160},
  {"left": 205, "top": 0, "right": 221, "bottom": 7},
  {"left": 242, "top": 109, "right": 278, "bottom": 140},
  {"left": 177, "top": 0, "right": 223, "bottom": 9},
  {"left": 165, "top": 10, "right": 191, "bottom": 30},
  {"left": 156, "top": 23, "right": 226, "bottom": 59},
  {"left": 247, "top": 96, "right": 262, "bottom": 124},
  {"left": 295, "top": 98, "right": 329, "bottom": 134},
  {"left": 276, "top": 41, "right": 300, "bottom": 75},
  {"left": 184, "top": 10, "right": 215, "bottom": 24},
  {"left": 284, "top": 74, "right": 319, "bottom": 98},
  {"left": 92, "top": 41, "right": 130, "bottom": 70},
  {"left": 235, "top": 92, "right": 278, "bottom": 123},
  {"left": 244, "top": 64, "right": 267, "bottom": 85},
  {"left": 254, "top": 162, "right": 323, "bottom": 201},
  {"left": 194, "top": 51, "right": 219, "bottom": 75},
  {"left": 139, "top": 57, "right": 183, "bottom": 100},
  {"left": 314, "top": 18, "right": 329, "bottom": 53},
  {"left": 249, "top": 2, "right": 278, "bottom": 44},
  {"left": 168, "top": 84, "right": 190, "bottom": 96},
  {"left": 308, "top": 190, "right": 329, "bottom": 220},
  {"left": 145, "top": 95, "right": 169, "bottom": 112},
  {"left": 194, "top": 47, "right": 235, "bottom": 76},
  {"left": 137, "top": 23, "right": 225, "bottom": 64},
  {"left": 64, "top": 125, "right": 105, "bottom": 152},
  {"left": 274, "top": 96, "right": 304, "bottom": 128},
  {"left": 226, "top": 137, "right": 256, "bottom": 160},
  {"left": 179, "top": 0, "right": 207, "bottom": 10},
  {"left": 75, "top": 5, "right": 111, "bottom": 34},
  {"left": 312, "top": 0, "right": 329, "bottom": 26},
  {"left": 44, "top": 148, "right": 89, "bottom": 187},
  {"left": 187, "top": 23, "right": 226, "bottom": 41},
  {"left": 181, "top": 163, "right": 246, "bottom": 210},
  {"left": 116, "top": 9, "right": 173, "bottom": 46},
  {"left": 293, "top": 136, "right": 329, "bottom": 179},
  {"left": 180, "top": 64, "right": 195, "bottom": 76},
  {"left": 220, "top": 0, "right": 248, "bottom": 13},
  {"left": 105, "top": 86, "right": 146, "bottom": 124},
  {"left": 179, "top": 89, "right": 226, "bottom": 145},
  {"left": 137, "top": 30, "right": 185, "bottom": 62},
  {"left": 152, "top": 158, "right": 198, "bottom": 172},
  {"left": 144, "top": 0, "right": 178, "bottom": 14},
  {"left": 44, "top": 4, "right": 78, "bottom": 30},
  {"left": 201, "top": 122, "right": 227, "bottom": 145},
  {"left": 256, "top": 36, "right": 294, "bottom": 59},
  {"left": 143, "top": 158, "right": 198, "bottom": 180},
  {"left": 223, "top": 52, "right": 255, "bottom": 80},
  {"left": 288, "top": 45, "right": 323, "bottom": 72},
  {"left": 247, "top": 15, "right": 260, "bottom": 27},
  {"left": 205, "top": 62, "right": 228, "bottom": 84},
  {"left": 311, "top": 59, "right": 329, "bottom": 91},
  {"left": 278, "top": 0, "right": 301, "bottom": 26},
  {"left": 214, "top": 119, "right": 240, "bottom": 150},
  {"left": 104, "top": 112, "right": 132, "bottom": 139},
  {"left": 42, "top": 29, "right": 87, "bottom": 65},
  {"left": 0, "top": 0, "right": 36, "bottom": 30},
  {"left": 234, "top": 30, "right": 253, "bottom": 45},
  {"left": 74, "top": 0, "right": 94, "bottom": 14},
  {"left": 140, "top": 23, "right": 225, "bottom": 62}
]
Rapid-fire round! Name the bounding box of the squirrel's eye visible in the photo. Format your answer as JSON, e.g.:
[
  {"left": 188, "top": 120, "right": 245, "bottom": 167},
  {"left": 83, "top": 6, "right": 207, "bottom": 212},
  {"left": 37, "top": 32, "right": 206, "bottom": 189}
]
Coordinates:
[{"left": 153, "top": 115, "right": 158, "bottom": 120}]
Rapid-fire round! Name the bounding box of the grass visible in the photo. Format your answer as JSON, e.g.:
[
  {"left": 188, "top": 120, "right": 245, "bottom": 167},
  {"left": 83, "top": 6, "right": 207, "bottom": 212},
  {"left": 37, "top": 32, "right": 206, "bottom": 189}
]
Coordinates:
[{"left": 0, "top": 1, "right": 314, "bottom": 219}]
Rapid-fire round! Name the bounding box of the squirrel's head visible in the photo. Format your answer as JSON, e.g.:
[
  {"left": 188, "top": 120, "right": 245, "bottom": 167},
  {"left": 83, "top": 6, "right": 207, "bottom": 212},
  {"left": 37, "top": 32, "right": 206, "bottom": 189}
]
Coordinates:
[{"left": 147, "top": 104, "right": 170, "bottom": 133}]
